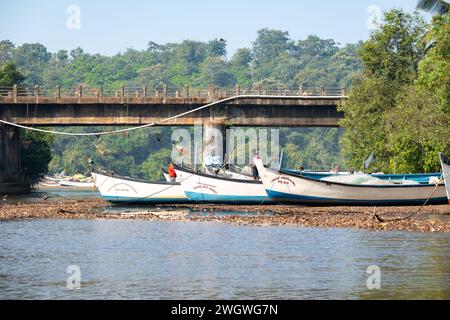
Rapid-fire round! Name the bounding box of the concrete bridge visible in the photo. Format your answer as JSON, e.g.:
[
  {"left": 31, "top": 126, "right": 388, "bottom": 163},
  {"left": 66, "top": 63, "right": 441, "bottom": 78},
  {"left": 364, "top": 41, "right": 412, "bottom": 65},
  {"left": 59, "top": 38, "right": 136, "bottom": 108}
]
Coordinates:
[{"left": 0, "top": 85, "right": 346, "bottom": 193}]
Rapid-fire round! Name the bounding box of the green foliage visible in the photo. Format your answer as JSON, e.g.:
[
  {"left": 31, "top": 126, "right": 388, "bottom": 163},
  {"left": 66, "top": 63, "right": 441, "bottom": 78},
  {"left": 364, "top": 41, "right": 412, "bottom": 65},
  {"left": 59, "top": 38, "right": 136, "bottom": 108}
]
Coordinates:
[
  {"left": 12, "top": 43, "right": 51, "bottom": 85},
  {"left": 359, "top": 9, "right": 425, "bottom": 84},
  {"left": 19, "top": 130, "right": 53, "bottom": 186},
  {"left": 0, "top": 30, "right": 363, "bottom": 91},
  {"left": 384, "top": 86, "right": 449, "bottom": 172},
  {"left": 0, "top": 40, "right": 15, "bottom": 62},
  {"left": 199, "top": 57, "right": 235, "bottom": 87},
  {"left": 0, "top": 62, "right": 24, "bottom": 86},
  {"left": 48, "top": 129, "right": 97, "bottom": 176},
  {"left": 253, "top": 29, "right": 295, "bottom": 66},
  {"left": 417, "top": 13, "right": 450, "bottom": 112},
  {"left": 48, "top": 127, "right": 174, "bottom": 180},
  {"left": 339, "top": 78, "right": 400, "bottom": 171},
  {"left": 340, "top": 9, "right": 449, "bottom": 173},
  {"left": 296, "top": 35, "right": 338, "bottom": 58},
  {"left": 208, "top": 39, "right": 227, "bottom": 57},
  {"left": 0, "top": 63, "right": 52, "bottom": 185},
  {"left": 280, "top": 128, "right": 345, "bottom": 171},
  {"left": 140, "top": 148, "right": 172, "bottom": 180}
]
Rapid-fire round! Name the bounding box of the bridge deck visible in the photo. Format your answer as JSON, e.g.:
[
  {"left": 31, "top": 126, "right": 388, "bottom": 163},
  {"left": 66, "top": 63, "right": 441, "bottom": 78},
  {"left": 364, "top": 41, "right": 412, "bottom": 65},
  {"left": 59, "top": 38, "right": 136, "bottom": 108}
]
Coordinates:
[{"left": 0, "top": 86, "right": 345, "bottom": 127}]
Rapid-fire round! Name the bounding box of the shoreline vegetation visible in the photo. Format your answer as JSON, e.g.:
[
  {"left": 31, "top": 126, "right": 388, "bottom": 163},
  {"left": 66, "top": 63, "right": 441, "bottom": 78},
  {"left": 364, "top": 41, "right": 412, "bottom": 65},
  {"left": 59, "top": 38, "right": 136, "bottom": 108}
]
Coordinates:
[{"left": 1, "top": 198, "right": 449, "bottom": 233}]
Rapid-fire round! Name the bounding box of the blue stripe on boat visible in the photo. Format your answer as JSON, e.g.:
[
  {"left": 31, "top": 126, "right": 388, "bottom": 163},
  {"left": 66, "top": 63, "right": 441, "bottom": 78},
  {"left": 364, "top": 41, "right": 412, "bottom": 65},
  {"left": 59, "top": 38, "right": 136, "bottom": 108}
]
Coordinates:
[
  {"left": 266, "top": 190, "right": 447, "bottom": 206},
  {"left": 184, "top": 191, "right": 270, "bottom": 204},
  {"left": 283, "top": 170, "right": 442, "bottom": 184}
]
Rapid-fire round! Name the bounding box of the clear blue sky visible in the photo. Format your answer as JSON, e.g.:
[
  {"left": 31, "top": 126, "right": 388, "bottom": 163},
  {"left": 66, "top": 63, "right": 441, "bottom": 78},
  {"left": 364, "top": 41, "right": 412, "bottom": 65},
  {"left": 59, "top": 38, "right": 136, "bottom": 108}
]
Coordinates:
[{"left": 0, "top": 0, "right": 427, "bottom": 57}]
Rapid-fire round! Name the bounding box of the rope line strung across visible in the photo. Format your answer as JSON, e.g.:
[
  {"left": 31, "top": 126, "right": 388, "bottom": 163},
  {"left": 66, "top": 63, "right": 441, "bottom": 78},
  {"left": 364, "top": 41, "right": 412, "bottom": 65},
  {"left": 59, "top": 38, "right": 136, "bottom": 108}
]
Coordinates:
[{"left": 0, "top": 94, "right": 330, "bottom": 137}]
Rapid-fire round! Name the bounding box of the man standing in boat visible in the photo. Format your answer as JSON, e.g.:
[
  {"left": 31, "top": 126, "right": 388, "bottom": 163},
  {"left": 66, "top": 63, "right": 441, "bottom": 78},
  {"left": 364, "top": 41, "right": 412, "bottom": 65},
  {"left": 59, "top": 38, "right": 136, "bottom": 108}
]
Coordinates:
[
  {"left": 168, "top": 162, "right": 177, "bottom": 182},
  {"left": 250, "top": 149, "right": 260, "bottom": 181}
]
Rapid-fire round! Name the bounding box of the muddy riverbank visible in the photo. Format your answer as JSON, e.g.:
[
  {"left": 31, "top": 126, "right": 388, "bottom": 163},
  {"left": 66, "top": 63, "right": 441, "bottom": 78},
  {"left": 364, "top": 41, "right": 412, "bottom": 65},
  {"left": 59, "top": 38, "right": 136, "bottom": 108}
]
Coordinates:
[{"left": 0, "top": 198, "right": 449, "bottom": 232}]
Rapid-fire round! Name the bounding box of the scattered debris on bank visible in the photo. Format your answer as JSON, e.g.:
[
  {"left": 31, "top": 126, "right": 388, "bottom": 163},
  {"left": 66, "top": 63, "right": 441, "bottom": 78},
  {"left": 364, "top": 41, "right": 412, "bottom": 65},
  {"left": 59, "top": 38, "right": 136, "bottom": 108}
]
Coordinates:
[{"left": 1, "top": 199, "right": 449, "bottom": 232}]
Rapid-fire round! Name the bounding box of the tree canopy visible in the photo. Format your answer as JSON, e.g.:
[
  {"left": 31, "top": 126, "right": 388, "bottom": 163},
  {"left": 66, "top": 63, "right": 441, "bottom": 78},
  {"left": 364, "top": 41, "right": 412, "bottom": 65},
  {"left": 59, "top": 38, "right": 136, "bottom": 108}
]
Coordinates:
[
  {"left": 339, "top": 9, "right": 449, "bottom": 173},
  {"left": 0, "top": 30, "right": 360, "bottom": 91},
  {"left": 0, "top": 62, "right": 24, "bottom": 86}
]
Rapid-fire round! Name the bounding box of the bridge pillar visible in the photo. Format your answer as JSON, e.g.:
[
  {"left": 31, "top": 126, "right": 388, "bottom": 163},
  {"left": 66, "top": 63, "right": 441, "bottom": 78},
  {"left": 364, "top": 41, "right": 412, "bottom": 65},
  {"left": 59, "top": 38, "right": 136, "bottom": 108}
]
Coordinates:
[
  {"left": 202, "top": 122, "right": 226, "bottom": 166},
  {"left": 0, "top": 124, "right": 29, "bottom": 194}
]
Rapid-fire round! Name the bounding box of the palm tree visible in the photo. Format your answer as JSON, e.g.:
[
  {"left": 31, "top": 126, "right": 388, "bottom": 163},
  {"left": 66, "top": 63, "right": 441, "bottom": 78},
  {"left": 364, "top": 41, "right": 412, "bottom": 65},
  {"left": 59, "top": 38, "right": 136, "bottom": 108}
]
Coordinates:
[
  {"left": 416, "top": 0, "right": 449, "bottom": 14},
  {"left": 416, "top": 1, "right": 449, "bottom": 52}
]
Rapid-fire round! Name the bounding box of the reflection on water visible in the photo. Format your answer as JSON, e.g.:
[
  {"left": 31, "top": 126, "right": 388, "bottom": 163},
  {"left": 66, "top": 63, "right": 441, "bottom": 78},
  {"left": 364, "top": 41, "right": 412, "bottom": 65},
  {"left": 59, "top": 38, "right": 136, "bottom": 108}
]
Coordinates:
[{"left": 0, "top": 219, "right": 448, "bottom": 299}]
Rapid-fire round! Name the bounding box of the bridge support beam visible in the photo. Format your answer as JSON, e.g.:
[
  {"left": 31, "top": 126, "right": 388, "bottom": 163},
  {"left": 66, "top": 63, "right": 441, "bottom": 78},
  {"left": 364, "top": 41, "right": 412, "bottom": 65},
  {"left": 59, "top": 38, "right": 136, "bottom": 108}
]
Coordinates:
[
  {"left": 0, "top": 124, "right": 29, "bottom": 194},
  {"left": 202, "top": 122, "right": 226, "bottom": 166}
]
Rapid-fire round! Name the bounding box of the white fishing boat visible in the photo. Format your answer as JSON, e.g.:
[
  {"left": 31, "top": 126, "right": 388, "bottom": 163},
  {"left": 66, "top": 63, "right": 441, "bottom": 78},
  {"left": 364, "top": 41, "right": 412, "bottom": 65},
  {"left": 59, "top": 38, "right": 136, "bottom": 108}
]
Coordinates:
[
  {"left": 39, "top": 181, "right": 61, "bottom": 187},
  {"left": 44, "top": 175, "right": 65, "bottom": 182},
  {"left": 59, "top": 180, "right": 95, "bottom": 188},
  {"left": 254, "top": 158, "right": 447, "bottom": 206},
  {"left": 439, "top": 153, "right": 450, "bottom": 205},
  {"left": 283, "top": 169, "right": 442, "bottom": 184},
  {"left": 173, "top": 165, "right": 271, "bottom": 204},
  {"left": 91, "top": 170, "right": 188, "bottom": 204}
]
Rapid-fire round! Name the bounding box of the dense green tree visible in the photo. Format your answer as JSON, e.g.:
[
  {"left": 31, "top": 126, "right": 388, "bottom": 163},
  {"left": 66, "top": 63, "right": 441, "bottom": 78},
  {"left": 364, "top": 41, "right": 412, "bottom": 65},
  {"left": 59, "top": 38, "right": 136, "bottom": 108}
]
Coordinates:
[
  {"left": 383, "top": 86, "right": 449, "bottom": 172},
  {"left": 359, "top": 9, "right": 425, "bottom": 84},
  {"left": 0, "top": 40, "right": 15, "bottom": 63},
  {"left": 173, "top": 40, "right": 208, "bottom": 75},
  {"left": 0, "top": 62, "right": 24, "bottom": 86},
  {"left": 140, "top": 148, "right": 172, "bottom": 180},
  {"left": 0, "top": 65, "right": 52, "bottom": 185},
  {"left": 339, "top": 78, "right": 402, "bottom": 171},
  {"left": 229, "top": 48, "right": 252, "bottom": 87},
  {"left": 296, "top": 35, "right": 338, "bottom": 58},
  {"left": 198, "top": 57, "right": 235, "bottom": 87},
  {"left": 339, "top": 9, "right": 447, "bottom": 173},
  {"left": 70, "top": 47, "right": 84, "bottom": 60},
  {"left": 252, "top": 29, "right": 295, "bottom": 80},
  {"left": 231, "top": 48, "right": 252, "bottom": 67},
  {"left": 56, "top": 50, "right": 69, "bottom": 65},
  {"left": 13, "top": 43, "right": 50, "bottom": 65},
  {"left": 208, "top": 39, "right": 227, "bottom": 57},
  {"left": 253, "top": 29, "right": 294, "bottom": 64},
  {"left": 417, "top": 12, "right": 450, "bottom": 112},
  {"left": 133, "top": 64, "right": 172, "bottom": 90},
  {"left": 147, "top": 41, "right": 163, "bottom": 53},
  {"left": 12, "top": 43, "right": 51, "bottom": 85},
  {"left": 20, "top": 130, "right": 54, "bottom": 186},
  {"left": 280, "top": 128, "right": 344, "bottom": 171}
]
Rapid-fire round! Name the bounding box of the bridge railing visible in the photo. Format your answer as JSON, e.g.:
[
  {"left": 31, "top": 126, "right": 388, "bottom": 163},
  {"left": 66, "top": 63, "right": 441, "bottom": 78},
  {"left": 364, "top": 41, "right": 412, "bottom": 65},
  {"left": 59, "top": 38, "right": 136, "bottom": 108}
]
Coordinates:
[{"left": 0, "top": 84, "right": 347, "bottom": 100}]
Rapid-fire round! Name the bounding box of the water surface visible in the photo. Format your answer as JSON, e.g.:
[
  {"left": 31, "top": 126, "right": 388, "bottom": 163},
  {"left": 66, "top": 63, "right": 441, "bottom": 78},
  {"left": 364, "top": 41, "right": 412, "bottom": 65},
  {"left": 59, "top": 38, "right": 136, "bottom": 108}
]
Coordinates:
[{"left": 0, "top": 219, "right": 448, "bottom": 299}]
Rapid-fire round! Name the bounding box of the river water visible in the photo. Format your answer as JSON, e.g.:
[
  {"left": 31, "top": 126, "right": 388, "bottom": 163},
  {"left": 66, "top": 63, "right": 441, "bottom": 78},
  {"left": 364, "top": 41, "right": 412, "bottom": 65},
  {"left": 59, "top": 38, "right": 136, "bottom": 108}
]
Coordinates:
[
  {"left": 0, "top": 189, "right": 449, "bottom": 299},
  {"left": 0, "top": 219, "right": 449, "bottom": 299}
]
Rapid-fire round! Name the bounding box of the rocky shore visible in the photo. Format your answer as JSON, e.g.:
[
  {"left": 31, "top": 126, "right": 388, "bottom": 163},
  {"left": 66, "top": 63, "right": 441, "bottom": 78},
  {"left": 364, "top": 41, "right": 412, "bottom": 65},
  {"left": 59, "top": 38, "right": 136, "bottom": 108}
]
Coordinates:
[{"left": 1, "top": 198, "right": 449, "bottom": 232}]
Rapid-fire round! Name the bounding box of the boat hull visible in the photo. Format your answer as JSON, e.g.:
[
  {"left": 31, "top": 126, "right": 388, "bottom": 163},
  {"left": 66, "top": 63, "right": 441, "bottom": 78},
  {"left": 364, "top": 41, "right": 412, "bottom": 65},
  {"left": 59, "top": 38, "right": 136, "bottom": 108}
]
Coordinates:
[
  {"left": 174, "top": 166, "right": 271, "bottom": 204},
  {"left": 59, "top": 180, "right": 95, "bottom": 188},
  {"left": 282, "top": 170, "right": 442, "bottom": 184},
  {"left": 91, "top": 171, "right": 188, "bottom": 204},
  {"left": 255, "top": 159, "right": 447, "bottom": 206},
  {"left": 439, "top": 153, "right": 450, "bottom": 205}
]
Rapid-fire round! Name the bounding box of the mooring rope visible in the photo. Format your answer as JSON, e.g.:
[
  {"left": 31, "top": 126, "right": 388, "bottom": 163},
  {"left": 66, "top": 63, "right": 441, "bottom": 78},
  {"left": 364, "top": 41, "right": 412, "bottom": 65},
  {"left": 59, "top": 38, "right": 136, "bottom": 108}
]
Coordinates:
[{"left": 372, "top": 182, "right": 440, "bottom": 223}]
